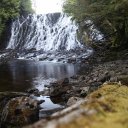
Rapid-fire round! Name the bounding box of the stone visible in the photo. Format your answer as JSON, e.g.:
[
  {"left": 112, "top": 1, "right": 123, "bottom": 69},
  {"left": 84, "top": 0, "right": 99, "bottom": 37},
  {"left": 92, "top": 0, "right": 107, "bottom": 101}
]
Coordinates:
[
  {"left": 67, "top": 57, "right": 76, "bottom": 63},
  {"left": 49, "top": 78, "right": 71, "bottom": 96},
  {"left": 62, "top": 78, "right": 69, "bottom": 85},
  {"left": 80, "top": 76, "right": 86, "bottom": 81},
  {"left": 98, "top": 73, "right": 111, "bottom": 83},
  {"left": 37, "top": 100, "right": 45, "bottom": 105},
  {"left": 89, "top": 82, "right": 102, "bottom": 92},
  {"left": 49, "top": 85, "right": 71, "bottom": 96},
  {"left": 70, "top": 75, "right": 79, "bottom": 80},
  {"left": 80, "top": 87, "right": 89, "bottom": 97},
  {"left": 27, "top": 88, "right": 39, "bottom": 94},
  {"left": 0, "top": 96, "right": 39, "bottom": 127},
  {"left": 117, "top": 75, "right": 128, "bottom": 85},
  {"left": 67, "top": 97, "right": 82, "bottom": 106},
  {"left": 27, "top": 88, "right": 40, "bottom": 96}
]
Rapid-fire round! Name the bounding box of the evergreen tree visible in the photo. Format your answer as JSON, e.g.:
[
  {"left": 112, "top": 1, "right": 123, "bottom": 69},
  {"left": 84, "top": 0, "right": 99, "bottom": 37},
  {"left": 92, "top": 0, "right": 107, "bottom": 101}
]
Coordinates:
[
  {"left": 63, "top": 0, "right": 128, "bottom": 47},
  {"left": 0, "top": 0, "right": 33, "bottom": 42}
]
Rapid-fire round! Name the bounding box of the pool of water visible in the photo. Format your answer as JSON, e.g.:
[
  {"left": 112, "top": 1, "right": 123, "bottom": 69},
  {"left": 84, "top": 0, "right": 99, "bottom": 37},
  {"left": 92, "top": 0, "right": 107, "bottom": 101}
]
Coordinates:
[
  {"left": 0, "top": 60, "right": 85, "bottom": 117},
  {"left": 0, "top": 60, "right": 80, "bottom": 92}
]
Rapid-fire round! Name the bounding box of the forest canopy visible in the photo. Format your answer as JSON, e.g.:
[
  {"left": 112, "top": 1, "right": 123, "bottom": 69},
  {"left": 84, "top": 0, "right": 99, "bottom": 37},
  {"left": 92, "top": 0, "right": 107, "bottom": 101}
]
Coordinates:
[
  {"left": 0, "top": 0, "right": 33, "bottom": 37},
  {"left": 63, "top": 0, "right": 128, "bottom": 48}
]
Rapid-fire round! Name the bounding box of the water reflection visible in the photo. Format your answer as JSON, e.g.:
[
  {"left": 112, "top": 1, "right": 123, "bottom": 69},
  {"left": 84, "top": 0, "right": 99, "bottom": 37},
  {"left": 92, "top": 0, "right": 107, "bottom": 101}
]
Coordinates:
[
  {"left": 0, "top": 60, "right": 78, "bottom": 92},
  {"left": 0, "top": 60, "right": 89, "bottom": 117}
]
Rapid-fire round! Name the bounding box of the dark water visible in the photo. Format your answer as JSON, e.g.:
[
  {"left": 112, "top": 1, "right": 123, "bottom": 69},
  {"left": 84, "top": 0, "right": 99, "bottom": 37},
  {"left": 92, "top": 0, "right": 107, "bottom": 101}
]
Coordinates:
[
  {"left": 0, "top": 60, "right": 80, "bottom": 92},
  {"left": 0, "top": 60, "right": 86, "bottom": 117}
]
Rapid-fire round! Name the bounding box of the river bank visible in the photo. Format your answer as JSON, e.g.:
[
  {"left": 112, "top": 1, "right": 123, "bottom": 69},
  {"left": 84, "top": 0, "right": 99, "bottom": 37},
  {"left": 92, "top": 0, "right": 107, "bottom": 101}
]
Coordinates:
[
  {"left": 26, "top": 83, "right": 128, "bottom": 128},
  {"left": 24, "top": 46, "right": 128, "bottom": 128},
  {"left": 0, "top": 45, "right": 128, "bottom": 127}
]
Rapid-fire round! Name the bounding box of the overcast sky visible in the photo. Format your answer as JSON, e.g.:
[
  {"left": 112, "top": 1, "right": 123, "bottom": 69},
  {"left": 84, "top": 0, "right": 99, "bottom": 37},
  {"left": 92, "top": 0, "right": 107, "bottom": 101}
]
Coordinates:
[{"left": 32, "top": 0, "right": 63, "bottom": 14}]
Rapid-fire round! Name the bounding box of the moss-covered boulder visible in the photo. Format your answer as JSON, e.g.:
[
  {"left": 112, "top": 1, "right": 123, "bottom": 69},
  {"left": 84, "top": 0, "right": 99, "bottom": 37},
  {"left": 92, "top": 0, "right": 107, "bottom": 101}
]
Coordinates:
[
  {"left": 59, "top": 84, "right": 128, "bottom": 128},
  {"left": 1, "top": 96, "right": 39, "bottom": 127}
]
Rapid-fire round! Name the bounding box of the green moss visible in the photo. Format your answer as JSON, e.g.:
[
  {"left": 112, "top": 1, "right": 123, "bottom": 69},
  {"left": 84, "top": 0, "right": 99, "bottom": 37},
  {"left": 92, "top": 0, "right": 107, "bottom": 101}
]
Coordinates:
[{"left": 57, "top": 84, "right": 128, "bottom": 128}]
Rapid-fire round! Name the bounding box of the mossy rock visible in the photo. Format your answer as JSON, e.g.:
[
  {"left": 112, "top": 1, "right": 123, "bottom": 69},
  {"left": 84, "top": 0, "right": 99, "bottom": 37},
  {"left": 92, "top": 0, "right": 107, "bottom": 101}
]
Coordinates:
[
  {"left": 57, "top": 84, "right": 128, "bottom": 128},
  {"left": 1, "top": 96, "right": 39, "bottom": 128}
]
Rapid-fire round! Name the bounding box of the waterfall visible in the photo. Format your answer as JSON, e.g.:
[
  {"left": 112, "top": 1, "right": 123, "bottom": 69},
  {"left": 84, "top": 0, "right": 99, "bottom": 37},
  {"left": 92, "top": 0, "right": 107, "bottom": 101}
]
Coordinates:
[
  {"left": 7, "top": 13, "right": 82, "bottom": 51},
  {"left": 6, "top": 13, "right": 92, "bottom": 62}
]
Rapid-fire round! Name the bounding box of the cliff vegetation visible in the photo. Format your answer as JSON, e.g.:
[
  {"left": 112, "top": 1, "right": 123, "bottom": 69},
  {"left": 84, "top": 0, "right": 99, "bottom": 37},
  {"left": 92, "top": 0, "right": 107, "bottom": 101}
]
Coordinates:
[{"left": 63, "top": 0, "right": 128, "bottom": 49}]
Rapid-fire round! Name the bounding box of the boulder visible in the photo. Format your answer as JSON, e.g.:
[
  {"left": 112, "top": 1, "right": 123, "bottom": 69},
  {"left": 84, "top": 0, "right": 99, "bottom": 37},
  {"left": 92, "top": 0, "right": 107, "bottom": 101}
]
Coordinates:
[
  {"left": 80, "top": 87, "right": 89, "bottom": 97},
  {"left": 98, "top": 72, "right": 111, "bottom": 83},
  {"left": 49, "top": 78, "right": 71, "bottom": 96},
  {"left": 50, "top": 85, "right": 71, "bottom": 96},
  {"left": 0, "top": 96, "right": 39, "bottom": 127},
  {"left": 26, "top": 88, "right": 40, "bottom": 96},
  {"left": 117, "top": 75, "right": 128, "bottom": 85}
]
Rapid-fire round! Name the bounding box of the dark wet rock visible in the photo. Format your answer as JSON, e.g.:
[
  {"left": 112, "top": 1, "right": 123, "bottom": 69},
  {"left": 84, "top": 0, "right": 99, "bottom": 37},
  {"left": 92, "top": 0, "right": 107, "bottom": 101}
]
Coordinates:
[
  {"left": 37, "top": 100, "right": 45, "bottom": 105},
  {"left": 116, "top": 75, "right": 128, "bottom": 85},
  {"left": 0, "top": 92, "right": 29, "bottom": 115},
  {"left": 67, "top": 57, "right": 76, "bottom": 63},
  {"left": 49, "top": 84, "right": 71, "bottom": 97},
  {"left": 27, "top": 88, "right": 38, "bottom": 94},
  {"left": 44, "top": 84, "right": 51, "bottom": 88},
  {"left": 78, "top": 81, "right": 87, "bottom": 87},
  {"left": 80, "top": 87, "right": 89, "bottom": 97},
  {"left": 0, "top": 96, "right": 39, "bottom": 127},
  {"left": 27, "top": 88, "right": 40, "bottom": 96},
  {"left": 70, "top": 75, "right": 79, "bottom": 80},
  {"left": 49, "top": 78, "right": 71, "bottom": 96},
  {"left": 39, "top": 89, "right": 50, "bottom": 96},
  {"left": 51, "top": 78, "right": 69, "bottom": 86},
  {"left": 39, "top": 55, "right": 48, "bottom": 61},
  {"left": 28, "top": 48, "right": 37, "bottom": 53},
  {"left": 98, "top": 72, "right": 111, "bottom": 83},
  {"left": 50, "top": 96, "right": 67, "bottom": 105},
  {"left": 62, "top": 78, "right": 69, "bottom": 84},
  {"left": 89, "top": 82, "right": 102, "bottom": 92},
  {"left": 39, "top": 57, "right": 47, "bottom": 61},
  {"left": 57, "top": 58, "right": 64, "bottom": 62},
  {"left": 0, "top": 50, "right": 18, "bottom": 64},
  {"left": 80, "top": 76, "right": 86, "bottom": 81}
]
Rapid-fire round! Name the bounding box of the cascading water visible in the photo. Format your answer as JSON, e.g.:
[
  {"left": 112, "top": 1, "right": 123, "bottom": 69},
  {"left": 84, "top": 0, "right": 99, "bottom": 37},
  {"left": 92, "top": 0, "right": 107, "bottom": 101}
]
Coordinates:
[{"left": 6, "top": 13, "right": 92, "bottom": 63}]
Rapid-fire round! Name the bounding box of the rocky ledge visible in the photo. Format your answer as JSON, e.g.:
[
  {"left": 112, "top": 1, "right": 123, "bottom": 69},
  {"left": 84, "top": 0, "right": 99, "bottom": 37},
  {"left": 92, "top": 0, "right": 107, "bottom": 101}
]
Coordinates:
[
  {"left": 24, "top": 59, "right": 128, "bottom": 128},
  {"left": 0, "top": 59, "right": 128, "bottom": 128},
  {"left": 25, "top": 83, "right": 128, "bottom": 128},
  {"left": 41, "top": 59, "right": 128, "bottom": 106}
]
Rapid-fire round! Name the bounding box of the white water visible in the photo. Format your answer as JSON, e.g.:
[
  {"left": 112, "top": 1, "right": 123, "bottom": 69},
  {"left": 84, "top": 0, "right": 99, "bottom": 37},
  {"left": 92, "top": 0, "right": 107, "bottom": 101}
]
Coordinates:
[{"left": 7, "top": 13, "right": 82, "bottom": 51}]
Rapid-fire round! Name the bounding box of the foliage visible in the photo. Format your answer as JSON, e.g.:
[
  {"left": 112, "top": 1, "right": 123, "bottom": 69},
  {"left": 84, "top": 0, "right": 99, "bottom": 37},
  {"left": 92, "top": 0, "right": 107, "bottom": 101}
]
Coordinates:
[
  {"left": 0, "top": 0, "right": 20, "bottom": 35},
  {"left": 0, "top": 0, "right": 33, "bottom": 39},
  {"left": 20, "top": 0, "right": 34, "bottom": 16},
  {"left": 63, "top": 0, "right": 128, "bottom": 47}
]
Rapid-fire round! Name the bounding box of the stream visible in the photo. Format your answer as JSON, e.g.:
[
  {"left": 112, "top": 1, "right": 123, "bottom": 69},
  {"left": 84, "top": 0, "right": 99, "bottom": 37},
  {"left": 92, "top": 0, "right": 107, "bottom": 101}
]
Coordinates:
[{"left": 0, "top": 59, "right": 87, "bottom": 118}]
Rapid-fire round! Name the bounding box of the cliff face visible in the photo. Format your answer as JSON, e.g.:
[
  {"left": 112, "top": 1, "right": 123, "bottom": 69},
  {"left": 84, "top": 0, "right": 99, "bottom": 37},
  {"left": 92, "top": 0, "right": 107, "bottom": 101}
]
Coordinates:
[{"left": 0, "top": 20, "right": 12, "bottom": 49}]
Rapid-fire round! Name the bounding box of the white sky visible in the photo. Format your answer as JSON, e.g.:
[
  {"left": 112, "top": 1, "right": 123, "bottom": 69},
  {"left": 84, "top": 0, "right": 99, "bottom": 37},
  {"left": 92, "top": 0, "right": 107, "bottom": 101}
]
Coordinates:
[{"left": 31, "top": 0, "right": 64, "bottom": 14}]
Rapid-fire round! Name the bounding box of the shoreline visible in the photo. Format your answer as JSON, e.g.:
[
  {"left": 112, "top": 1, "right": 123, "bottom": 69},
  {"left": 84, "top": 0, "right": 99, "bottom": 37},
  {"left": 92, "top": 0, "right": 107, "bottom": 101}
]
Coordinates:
[{"left": 0, "top": 46, "right": 128, "bottom": 127}]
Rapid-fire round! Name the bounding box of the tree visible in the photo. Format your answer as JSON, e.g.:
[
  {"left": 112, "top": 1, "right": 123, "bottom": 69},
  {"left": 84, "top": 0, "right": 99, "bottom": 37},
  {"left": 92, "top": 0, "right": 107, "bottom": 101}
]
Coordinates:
[
  {"left": 0, "top": 0, "right": 34, "bottom": 45},
  {"left": 63, "top": 0, "right": 128, "bottom": 48},
  {"left": 0, "top": 0, "right": 20, "bottom": 35},
  {"left": 20, "top": 0, "right": 34, "bottom": 16}
]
